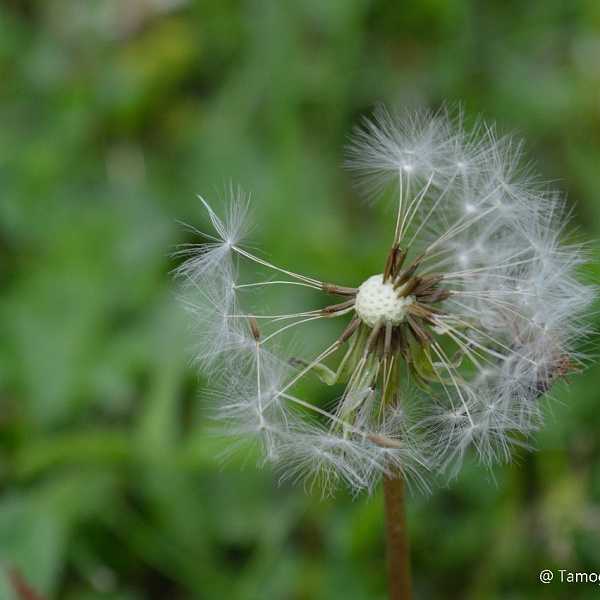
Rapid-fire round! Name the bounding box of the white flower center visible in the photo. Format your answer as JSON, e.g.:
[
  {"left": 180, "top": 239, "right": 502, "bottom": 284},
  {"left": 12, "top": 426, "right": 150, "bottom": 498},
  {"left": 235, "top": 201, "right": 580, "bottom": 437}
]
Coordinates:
[{"left": 355, "top": 274, "right": 415, "bottom": 328}]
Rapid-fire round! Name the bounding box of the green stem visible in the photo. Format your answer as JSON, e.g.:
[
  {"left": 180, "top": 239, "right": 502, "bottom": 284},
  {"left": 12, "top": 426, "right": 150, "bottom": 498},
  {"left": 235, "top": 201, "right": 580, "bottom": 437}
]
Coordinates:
[{"left": 383, "top": 469, "right": 413, "bottom": 600}]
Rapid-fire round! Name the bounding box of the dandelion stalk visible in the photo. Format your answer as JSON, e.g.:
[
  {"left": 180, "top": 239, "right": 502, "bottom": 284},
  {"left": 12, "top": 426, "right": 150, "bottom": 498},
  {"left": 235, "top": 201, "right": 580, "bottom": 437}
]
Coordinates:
[
  {"left": 176, "top": 104, "right": 594, "bottom": 596},
  {"left": 383, "top": 470, "right": 412, "bottom": 600}
]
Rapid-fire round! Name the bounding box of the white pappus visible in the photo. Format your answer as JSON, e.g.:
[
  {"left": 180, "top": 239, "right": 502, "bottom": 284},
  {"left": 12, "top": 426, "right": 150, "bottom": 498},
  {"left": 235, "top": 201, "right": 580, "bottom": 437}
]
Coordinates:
[{"left": 176, "top": 105, "right": 595, "bottom": 495}]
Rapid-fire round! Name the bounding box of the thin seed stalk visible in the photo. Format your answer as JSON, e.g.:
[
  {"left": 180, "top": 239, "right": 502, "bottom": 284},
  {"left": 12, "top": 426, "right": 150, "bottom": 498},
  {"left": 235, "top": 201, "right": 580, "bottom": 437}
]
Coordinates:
[
  {"left": 383, "top": 468, "right": 412, "bottom": 600},
  {"left": 382, "top": 359, "right": 412, "bottom": 600}
]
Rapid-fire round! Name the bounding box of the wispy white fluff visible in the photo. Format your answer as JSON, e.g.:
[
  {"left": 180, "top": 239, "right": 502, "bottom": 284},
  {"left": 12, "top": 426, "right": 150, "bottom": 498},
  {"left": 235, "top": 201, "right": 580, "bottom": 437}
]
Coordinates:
[{"left": 177, "top": 106, "right": 595, "bottom": 495}]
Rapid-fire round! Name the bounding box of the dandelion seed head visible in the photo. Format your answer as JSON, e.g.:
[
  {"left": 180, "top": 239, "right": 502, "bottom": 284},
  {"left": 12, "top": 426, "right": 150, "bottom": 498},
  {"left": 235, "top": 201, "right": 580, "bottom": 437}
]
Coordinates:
[{"left": 177, "top": 104, "right": 595, "bottom": 494}]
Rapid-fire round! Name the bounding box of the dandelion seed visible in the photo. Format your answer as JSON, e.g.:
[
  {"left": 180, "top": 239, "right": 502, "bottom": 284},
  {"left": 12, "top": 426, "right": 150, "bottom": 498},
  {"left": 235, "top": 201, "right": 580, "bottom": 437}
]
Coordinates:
[{"left": 177, "top": 106, "right": 594, "bottom": 496}]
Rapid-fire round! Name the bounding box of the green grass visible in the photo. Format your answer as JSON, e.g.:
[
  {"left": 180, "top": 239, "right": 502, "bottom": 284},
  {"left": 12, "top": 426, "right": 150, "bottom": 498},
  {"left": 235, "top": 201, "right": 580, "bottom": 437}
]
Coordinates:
[{"left": 1, "top": 1, "right": 599, "bottom": 598}]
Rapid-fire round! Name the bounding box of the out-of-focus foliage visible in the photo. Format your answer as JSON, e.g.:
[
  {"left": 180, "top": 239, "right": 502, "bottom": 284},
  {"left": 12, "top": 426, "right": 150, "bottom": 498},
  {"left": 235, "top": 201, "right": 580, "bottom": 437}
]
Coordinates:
[{"left": 0, "top": 1, "right": 599, "bottom": 599}]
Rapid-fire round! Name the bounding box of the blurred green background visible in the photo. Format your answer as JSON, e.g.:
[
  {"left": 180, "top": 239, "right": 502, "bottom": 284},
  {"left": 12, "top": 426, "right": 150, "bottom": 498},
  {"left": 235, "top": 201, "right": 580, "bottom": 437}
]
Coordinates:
[{"left": 1, "top": 1, "right": 600, "bottom": 599}]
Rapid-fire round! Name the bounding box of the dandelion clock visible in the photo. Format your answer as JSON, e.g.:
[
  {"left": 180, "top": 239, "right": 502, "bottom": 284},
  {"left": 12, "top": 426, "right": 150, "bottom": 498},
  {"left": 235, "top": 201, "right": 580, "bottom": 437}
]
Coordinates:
[{"left": 176, "top": 105, "right": 595, "bottom": 600}]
